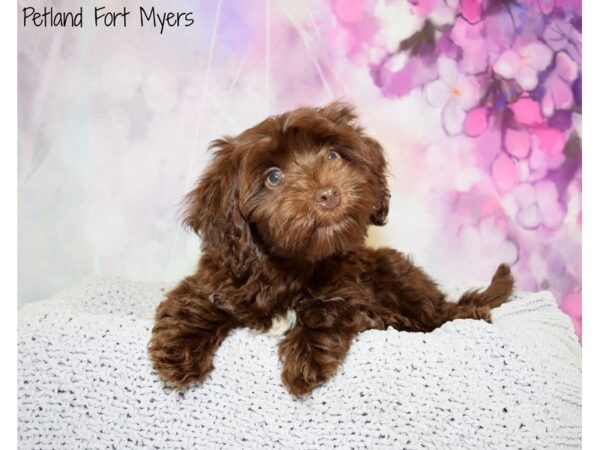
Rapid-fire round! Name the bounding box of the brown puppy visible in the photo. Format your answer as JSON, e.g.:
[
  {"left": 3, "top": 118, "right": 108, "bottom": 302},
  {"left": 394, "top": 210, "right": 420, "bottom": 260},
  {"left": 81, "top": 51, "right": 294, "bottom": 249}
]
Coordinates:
[{"left": 149, "top": 102, "right": 514, "bottom": 397}]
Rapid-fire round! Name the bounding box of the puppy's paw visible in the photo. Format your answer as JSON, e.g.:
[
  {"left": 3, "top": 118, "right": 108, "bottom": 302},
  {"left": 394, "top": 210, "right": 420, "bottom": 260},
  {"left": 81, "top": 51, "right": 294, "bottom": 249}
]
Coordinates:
[
  {"left": 149, "top": 293, "right": 236, "bottom": 389},
  {"left": 148, "top": 328, "right": 216, "bottom": 388},
  {"left": 278, "top": 327, "right": 349, "bottom": 397},
  {"left": 281, "top": 355, "right": 328, "bottom": 397}
]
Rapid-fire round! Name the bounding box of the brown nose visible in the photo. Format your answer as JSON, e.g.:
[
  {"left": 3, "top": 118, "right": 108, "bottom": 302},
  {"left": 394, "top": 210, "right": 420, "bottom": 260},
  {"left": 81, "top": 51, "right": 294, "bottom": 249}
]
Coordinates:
[{"left": 314, "top": 186, "right": 340, "bottom": 209}]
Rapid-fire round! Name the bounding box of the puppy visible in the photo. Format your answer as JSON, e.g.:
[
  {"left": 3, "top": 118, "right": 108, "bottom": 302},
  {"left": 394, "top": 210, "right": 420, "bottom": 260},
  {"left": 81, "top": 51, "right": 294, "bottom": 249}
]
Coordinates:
[{"left": 149, "top": 102, "right": 514, "bottom": 397}]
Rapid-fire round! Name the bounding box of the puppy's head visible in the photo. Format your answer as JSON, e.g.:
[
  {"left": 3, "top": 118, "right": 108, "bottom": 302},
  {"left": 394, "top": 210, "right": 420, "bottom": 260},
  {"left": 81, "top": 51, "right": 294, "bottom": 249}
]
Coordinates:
[{"left": 183, "top": 101, "right": 389, "bottom": 272}]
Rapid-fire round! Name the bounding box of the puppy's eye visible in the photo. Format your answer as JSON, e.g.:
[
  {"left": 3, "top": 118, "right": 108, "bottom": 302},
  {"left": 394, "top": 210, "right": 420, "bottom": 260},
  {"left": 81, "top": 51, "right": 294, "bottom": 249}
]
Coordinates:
[
  {"left": 265, "top": 168, "right": 284, "bottom": 187},
  {"left": 327, "top": 150, "right": 340, "bottom": 161}
]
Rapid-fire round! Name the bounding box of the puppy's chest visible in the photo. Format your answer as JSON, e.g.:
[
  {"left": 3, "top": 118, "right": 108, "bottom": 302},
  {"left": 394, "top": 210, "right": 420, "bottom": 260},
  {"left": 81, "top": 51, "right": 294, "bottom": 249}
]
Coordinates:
[
  {"left": 264, "top": 309, "right": 297, "bottom": 337},
  {"left": 242, "top": 259, "right": 373, "bottom": 336},
  {"left": 261, "top": 277, "right": 371, "bottom": 338}
]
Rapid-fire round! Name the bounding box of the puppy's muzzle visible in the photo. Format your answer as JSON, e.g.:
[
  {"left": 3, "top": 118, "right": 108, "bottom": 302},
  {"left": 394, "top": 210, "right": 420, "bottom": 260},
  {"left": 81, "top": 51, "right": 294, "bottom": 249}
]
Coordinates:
[{"left": 314, "top": 186, "right": 340, "bottom": 209}]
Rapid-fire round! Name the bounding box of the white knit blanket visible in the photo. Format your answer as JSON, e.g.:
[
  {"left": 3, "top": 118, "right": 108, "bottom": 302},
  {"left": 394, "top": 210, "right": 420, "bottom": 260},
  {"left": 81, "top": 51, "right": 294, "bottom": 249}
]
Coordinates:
[{"left": 18, "top": 277, "right": 581, "bottom": 449}]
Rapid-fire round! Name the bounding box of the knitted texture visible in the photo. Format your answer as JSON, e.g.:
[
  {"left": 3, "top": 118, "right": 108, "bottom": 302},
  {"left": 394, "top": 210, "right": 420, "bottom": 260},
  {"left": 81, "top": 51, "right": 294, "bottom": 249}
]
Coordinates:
[{"left": 18, "top": 277, "right": 581, "bottom": 449}]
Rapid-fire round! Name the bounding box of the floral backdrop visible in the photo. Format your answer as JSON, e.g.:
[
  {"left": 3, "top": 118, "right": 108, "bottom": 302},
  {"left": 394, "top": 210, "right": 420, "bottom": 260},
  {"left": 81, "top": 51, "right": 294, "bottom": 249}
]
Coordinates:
[{"left": 18, "top": 0, "right": 581, "bottom": 338}]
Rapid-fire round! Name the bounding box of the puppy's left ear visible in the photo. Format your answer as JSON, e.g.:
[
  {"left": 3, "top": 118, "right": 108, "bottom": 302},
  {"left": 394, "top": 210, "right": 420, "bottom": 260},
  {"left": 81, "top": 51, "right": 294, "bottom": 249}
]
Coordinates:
[
  {"left": 361, "top": 135, "right": 390, "bottom": 226},
  {"left": 321, "top": 101, "right": 390, "bottom": 226}
]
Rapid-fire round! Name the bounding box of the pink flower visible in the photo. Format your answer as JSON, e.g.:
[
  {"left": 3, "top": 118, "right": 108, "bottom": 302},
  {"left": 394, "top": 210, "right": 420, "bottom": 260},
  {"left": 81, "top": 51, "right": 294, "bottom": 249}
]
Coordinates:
[
  {"left": 491, "top": 152, "right": 518, "bottom": 192},
  {"left": 504, "top": 128, "right": 531, "bottom": 159},
  {"left": 531, "top": 127, "right": 566, "bottom": 157},
  {"left": 542, "top": 52, "right": 579, "bottom": 117},
  {"left": 424, "top": 57, "right": 480, "bottom": 134},
  {"left": 493, "top": 42, "right": 553, "bottom": 90},
  {"left": 509, "top": 97, "right": 544, "bottom": 126},
  {"left": 459, "top": 0, "right": 483, "bottom": 23},
  {"left": 507, "top": 126, "right": 565, "bottom": 184},
  {"left": 503, "top": 97, "right": 547, "bottom": 159},
  {"left": 464, "top": 107, "right": 488, "bottom": 136}
]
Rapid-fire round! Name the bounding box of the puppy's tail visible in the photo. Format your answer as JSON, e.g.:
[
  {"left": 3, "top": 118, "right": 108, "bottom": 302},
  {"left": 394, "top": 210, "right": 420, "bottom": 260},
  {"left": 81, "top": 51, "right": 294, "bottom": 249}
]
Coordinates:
[{"left": 457, "top": 263, "right": 514, "bottom": 309}]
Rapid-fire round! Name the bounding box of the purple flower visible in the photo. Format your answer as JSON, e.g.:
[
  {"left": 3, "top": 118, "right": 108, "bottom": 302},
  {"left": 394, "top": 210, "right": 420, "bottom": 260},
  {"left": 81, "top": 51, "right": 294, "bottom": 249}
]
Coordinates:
[
  {"left": 501, "top": 178, "right": 566, "bottom": 230},
  {"left": 541, "top": 52, "right": 579, "bottom": 117},
  {"left": 425, "top": 57, "right": 480, "bottom": 134},
  {"left": 543, "top": 19, "right": 581, "bottom": 64},
  {"left": 537, "top": 0, "right": 556, "bottom": 15},
  {"left": 493, "top": 42, "right": 553, "bottom": 90},
  {"left": 409, "top": 0, "right": 457, "bottom": 24},
  {"left": 520, "top": 0, "right": 556, "bottom": 16},
  {"left": 450, "top": 17, "right": 489, "bottom": 74},
  {"left": 375, "top": 53, "right": 440, "bottom": 99},
  {"left": 457, "top": 216, "right": 519, "bottom": 267}
]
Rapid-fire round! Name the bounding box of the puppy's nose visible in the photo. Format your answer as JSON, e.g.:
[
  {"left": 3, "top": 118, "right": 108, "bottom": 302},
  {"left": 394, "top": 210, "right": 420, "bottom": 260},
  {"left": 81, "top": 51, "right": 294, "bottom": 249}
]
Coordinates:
[{"left": 315, "top": 186, "right": 340, "bottom": 209}]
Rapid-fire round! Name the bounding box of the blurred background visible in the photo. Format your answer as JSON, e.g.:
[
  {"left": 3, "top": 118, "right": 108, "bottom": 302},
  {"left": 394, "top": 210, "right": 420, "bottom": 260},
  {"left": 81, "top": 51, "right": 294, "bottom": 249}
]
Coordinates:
[{"left": 18, "top": 0, "right": 581, "bottom": 338}]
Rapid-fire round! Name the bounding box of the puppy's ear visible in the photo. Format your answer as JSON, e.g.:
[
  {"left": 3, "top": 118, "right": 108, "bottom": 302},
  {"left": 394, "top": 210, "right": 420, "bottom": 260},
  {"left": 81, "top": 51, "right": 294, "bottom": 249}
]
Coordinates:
[
  {"left": 182, "top": 138, "right": 259, "bottom": 276},
  {"left": 322, "top": 101, "right": 390, "bottom": 226},
  {"left": 362, "top": 135, "right": 390, "bottom": 226}
]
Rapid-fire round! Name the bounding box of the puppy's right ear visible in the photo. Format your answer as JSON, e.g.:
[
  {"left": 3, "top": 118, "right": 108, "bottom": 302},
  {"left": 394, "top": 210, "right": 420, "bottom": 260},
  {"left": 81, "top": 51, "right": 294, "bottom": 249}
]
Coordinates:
[
  {"left": 181, "top": 138, "right": 258, "bottom": 276},
  {"left": 321, "top": 101, "right": 390, "bottom": 226}
]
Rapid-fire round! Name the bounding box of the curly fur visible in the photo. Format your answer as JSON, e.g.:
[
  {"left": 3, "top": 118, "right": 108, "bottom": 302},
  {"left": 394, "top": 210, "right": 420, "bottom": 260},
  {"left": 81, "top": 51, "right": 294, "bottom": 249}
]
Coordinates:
[{"left": 148, "top": 101, "right": 514, "bottom": 397}]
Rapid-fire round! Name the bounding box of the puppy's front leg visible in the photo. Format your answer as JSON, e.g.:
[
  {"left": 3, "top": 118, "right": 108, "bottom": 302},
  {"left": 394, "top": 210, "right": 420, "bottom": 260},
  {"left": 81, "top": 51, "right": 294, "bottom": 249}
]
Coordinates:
[
  {"left": 278, "top": 298, "right": 382, "bottom": 397},
  {"left": 148, "top": 281, "right": 238, "bottom": 388}
]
